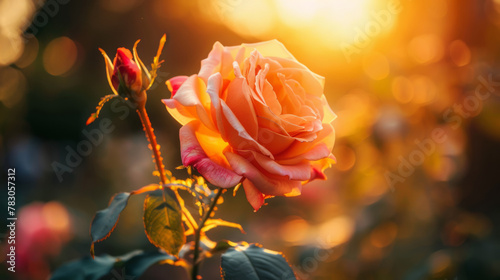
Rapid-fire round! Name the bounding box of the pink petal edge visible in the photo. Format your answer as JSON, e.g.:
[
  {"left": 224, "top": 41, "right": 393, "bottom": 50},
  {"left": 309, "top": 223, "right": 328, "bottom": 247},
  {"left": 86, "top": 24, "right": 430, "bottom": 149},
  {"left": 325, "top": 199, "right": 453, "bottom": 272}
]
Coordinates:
[
  {"left": 166, "top": 76, "right": 189, "bottom": 96},
  {"left": 180, "top": 122, "right": 242, "bottom": 189}
]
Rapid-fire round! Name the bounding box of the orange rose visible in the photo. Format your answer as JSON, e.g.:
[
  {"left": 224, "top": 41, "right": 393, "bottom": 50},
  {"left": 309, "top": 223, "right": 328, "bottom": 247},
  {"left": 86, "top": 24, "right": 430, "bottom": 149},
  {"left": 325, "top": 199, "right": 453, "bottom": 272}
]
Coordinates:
[{"left": 163, "top": 40, "right": 336, "bottom": 210}]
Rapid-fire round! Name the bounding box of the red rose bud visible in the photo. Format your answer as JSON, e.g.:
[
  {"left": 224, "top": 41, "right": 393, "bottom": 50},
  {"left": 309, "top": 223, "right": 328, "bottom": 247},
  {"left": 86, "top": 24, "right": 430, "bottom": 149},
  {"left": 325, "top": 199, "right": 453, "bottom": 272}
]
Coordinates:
[{"left": 111, "top": 48, "right": 144, "bottom": 102}]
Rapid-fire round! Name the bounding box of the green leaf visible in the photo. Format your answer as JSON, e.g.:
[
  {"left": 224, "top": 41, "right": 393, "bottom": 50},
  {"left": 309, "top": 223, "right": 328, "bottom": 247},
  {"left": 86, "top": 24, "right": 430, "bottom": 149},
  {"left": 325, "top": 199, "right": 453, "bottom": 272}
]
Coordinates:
[
  {"left": 143, "top": 188, "right": 185, "bottom": 256},
  {"left": 90, "top": 184, "right": 160, "bottom": 258},
  {"left": 121, "top": 250, "right": 178, "bottom": 277},
  {"left": 198, "top": 236, "right": 238, "bottom": 259},
  {"left": 51, "top": 254, "right": 115, "bottom": 280},
  {"left": 210, "top": 240, "right": 237, "bottom": 255},
  {"left": 51, "top": 250, "right": 176, "bottom": 280},
  {"left": 90, "top": 192, "right": 131, "bottom": 258},
  {"left": 221, "top": 244, "right": 296, "bottom": 280}
]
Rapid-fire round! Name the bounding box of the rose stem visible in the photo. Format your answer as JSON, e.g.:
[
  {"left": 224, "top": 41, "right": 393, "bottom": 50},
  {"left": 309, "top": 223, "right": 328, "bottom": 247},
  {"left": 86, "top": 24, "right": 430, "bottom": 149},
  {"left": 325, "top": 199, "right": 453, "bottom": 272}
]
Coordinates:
[
  {"left": 192, "top": 187, "right": 223, "bottom": 280},
  {"left": 136, "top": 100, "right": 198, "bottom": 230},
  {"left": 137, "top": 104, "right": 168, "bottom": 184}
]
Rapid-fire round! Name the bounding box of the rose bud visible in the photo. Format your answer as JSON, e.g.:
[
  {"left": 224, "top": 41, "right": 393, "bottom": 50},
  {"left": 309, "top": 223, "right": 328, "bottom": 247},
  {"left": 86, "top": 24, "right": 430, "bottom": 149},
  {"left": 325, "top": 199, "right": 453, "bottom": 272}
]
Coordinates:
[
  {"left": 111, "top": 49, "right": 142, "bottom": 93},
  {"left": 87, "top": 35, "right": 166, "bottom": 125},
  {"left": 110, "top": 48, "right": 146, "bottom": 104}
]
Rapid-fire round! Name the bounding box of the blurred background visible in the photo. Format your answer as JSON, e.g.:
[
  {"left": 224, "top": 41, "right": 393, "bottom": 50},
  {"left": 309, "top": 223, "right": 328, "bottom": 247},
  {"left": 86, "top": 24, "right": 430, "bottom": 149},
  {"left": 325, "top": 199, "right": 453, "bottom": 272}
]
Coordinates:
[{"left": 1, "top": 0, "right": 500, "bottom": 279}]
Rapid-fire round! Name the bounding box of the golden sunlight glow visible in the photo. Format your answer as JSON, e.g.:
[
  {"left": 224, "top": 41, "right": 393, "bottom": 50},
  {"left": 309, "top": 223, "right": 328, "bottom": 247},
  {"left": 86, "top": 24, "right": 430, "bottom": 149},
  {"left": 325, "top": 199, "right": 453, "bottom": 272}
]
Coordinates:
[
  {"left": 207, "top": 0, "right": 394, "bottom": 50},
  {"left": 276, "top": 0, "right": 320, "bottom": 27},
  {"left": 326, "top": 0, "right": 372, "bottom": 27},
  {"left": 219, "top": 0, "right": 275, "bottom": 38},
  {"left": 278, "top": 0, "right": 377, "bottom": 47}
]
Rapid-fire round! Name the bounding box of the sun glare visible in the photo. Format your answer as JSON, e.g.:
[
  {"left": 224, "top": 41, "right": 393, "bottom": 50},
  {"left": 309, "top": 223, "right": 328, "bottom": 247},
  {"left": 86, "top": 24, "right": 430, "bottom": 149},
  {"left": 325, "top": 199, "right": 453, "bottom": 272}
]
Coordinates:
[
  {"left": 209, "top": 0, "right": 392, "bottom": 50},
  {"left": 276, "top": 0, "right": 320, "bottom": 27},
  {"left": 277, "top": 0, "right": 385, "bottom": 48},
  {"left": 316, "top": 0, "right": 376, "bottom": 47},
  {"left": 326, "top": 0, "right": 372, "bottom": 27}
]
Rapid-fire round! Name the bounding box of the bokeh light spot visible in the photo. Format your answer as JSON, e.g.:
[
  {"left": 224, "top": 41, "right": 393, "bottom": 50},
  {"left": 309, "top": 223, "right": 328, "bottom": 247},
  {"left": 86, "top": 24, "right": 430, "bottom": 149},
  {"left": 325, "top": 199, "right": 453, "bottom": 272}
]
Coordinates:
[
  {"left": 449, "top": 39, "right": 471, "bottom": 67},
  {"left": 0, "top": 32, "right": 24, "bottom": 66},
  {"left": 334, "top": 144, "right": 356, "bottom": 171},
  {"left": 0, "top": 67, "right": 27, "bottom": 107},
  {"left": 363, "top": 52, "right": 390, "bottom": 80},
  {"left": 430, "top": 0, "right": 448, "bottom": 19},
  {"left": 0, "top": 0, "right": 36, "bottom": 66},
  {"left": 15, "top": 37, "right": 39, "bottom": 68},
  {"left": 408, "top": 34, "right": 444, "bottom": 64},
  {"left": 43, "top": 36, "right": 78, "bottom": 76},
  {"left": 369, "top": 222, "right": 398, "bottom": 248},
  {"left": 318, "top": 216, "right": 354, "bottom": 248},
  {"left": 280, "top": 216, "right": 309, "bottom": 243},
  {"left": 411, "top": 75, "right": 436, "bottom": 104},
  {"left": 334, "top": 89, "right": 375, "bottom": 138},
  {"left": 392, "top": 76, "right": 414, "bottom": 103},
  {"left": 42, "top": 201, "right": 71, "bottom": 232}
]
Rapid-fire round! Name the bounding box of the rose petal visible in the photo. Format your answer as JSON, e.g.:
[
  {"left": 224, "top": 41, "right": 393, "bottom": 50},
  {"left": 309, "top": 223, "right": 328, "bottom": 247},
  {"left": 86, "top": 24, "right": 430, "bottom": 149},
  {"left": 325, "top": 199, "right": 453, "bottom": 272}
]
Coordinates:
[
  {"left": 251, "top": 92, "right": 304, "bottom": 136},
  {"left": 242, "top": 179, "right": 266, "bottom": 211},
  {"left": 267, "top": 56, "right": 308, "bottom": 71},
  {"left": 276, "top": 73, "right": 302, "bottom": 114},
  {"left": 268, "top": 56, "right": 326, "bottom": 89},
  {"left": 225, "top": 40, "right": 297, "bottom": 62},
  {"left": 162, "top": 98, "right": 197, "bottom": 126},
  {"left": 322, "top": 95, "right": 337, "bottom": 123},
  {"left": 198, "top": 42, "right": 223, "bottom": 82},
  {"left": 199, "top": 42, "right": 235, "bottom": 82},
  {"left": 206, "top": 75, "right": 273, "bottom": 158},
  {"left": 224, "top": 151, "right": 302, "bottom": 197},
  {"left": 162, "top": 75, "right": 214, "bottom": 127},
  {"left": 206, "top": 73, "right": 226, "bottom": 135},
  {"left": 180, "top": 121, "right": 242, "bottom": 188},
  {"left": 276, "top": 123, "right": 335, "bottom": 162},
  {"left": 271, "top": 68, "right": 324, "bottom": 97},
  {"left": 171, "top": 75, "right": 216, "bottom": 131},
  {"left": 166, "top": 76, "right": 189, "bottom": 96},
  {"left": 242, "top": 51, "right": 259, "bottom": 86},
  {"left": 225, "top": 77, "right": 259, "bottom": 138},
  {"left": 257, "top": 127, "right": 294, "bottom": 155},
  {"left": 309, "top": 167, "right": 327, "bottom": 181},
  {"left": 251, "top": 152, "right": 311, "bottom": 181},
  {"left": 256, "top": 64, "right": 282, "bottom": 116},
  {"left": 304, "top": 144, "right": 335, "bottom": 161},
  {"left": 307, "top": 155, "right": 336, "bottom": 182},
  {"left": 220, "top": 100, "right": 273, "bottom": 158}
]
